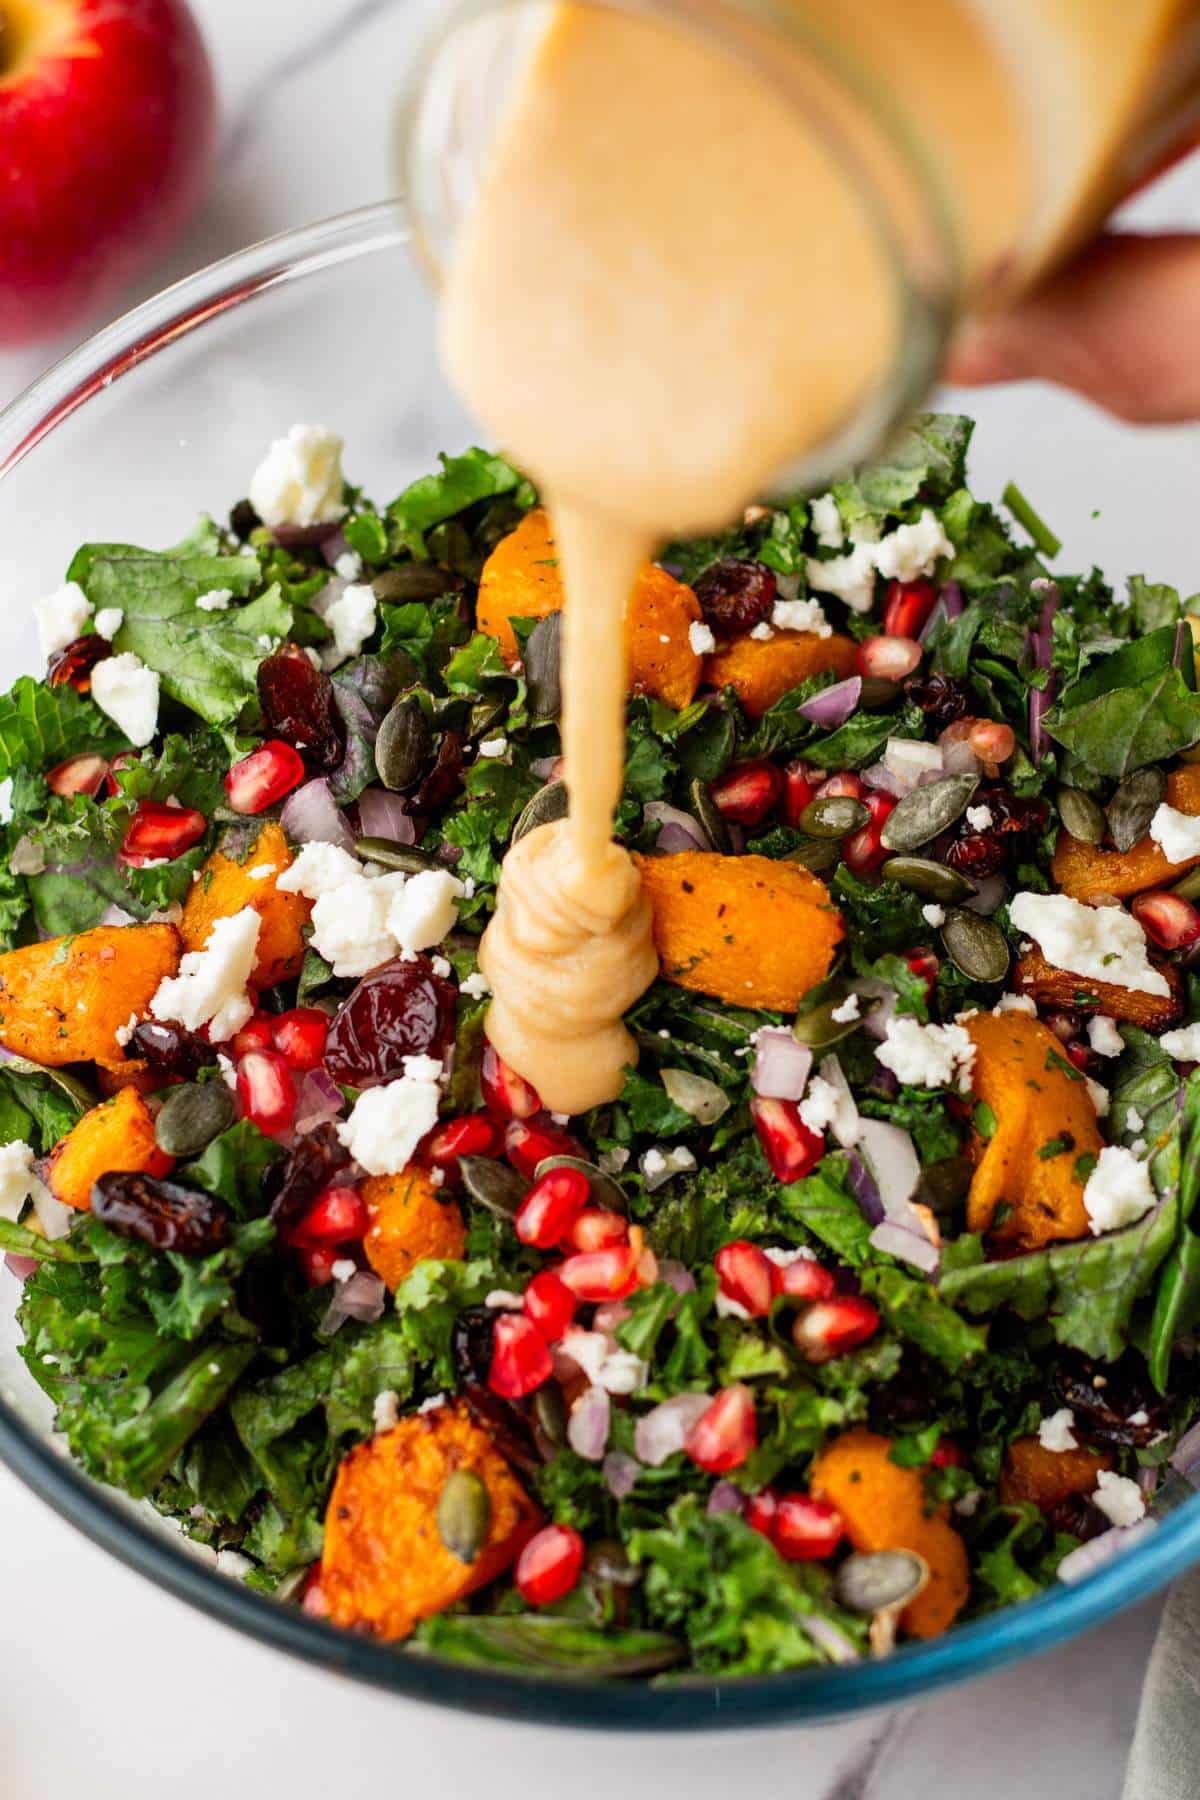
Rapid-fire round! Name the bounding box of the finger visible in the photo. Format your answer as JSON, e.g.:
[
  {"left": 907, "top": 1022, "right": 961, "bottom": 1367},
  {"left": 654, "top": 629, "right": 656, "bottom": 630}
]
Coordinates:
[{"left": 947, "top": 233, "right": 1200, "bottom": 424}]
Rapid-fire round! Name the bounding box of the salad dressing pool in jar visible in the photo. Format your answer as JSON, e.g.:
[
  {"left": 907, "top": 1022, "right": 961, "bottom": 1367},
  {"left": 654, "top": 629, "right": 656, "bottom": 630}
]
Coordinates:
[{"left": 400, "top": 0, "right": 1200, "bottom": 1114}]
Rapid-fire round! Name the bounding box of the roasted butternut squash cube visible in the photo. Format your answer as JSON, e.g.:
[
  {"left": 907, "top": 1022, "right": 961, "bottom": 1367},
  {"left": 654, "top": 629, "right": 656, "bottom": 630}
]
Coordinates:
[
  {"left": 362, "top": 1166, "right": 467, "bottom": 1292},
  {"left": 0, "top": 923, "right": 180, "bottom": 1069},
  {"left": 703, "top": 629, "right": 858, "bottom": 719},
  {"left": 46, "top": 1086, "right": 173, "bottom": 1212},
  {"left": 1012, "top": 946, "right": 1183, "bottom": 1032},
  {"left": 1053, "top": 765, "right": 1200, "bottom": 901},
  {"left": 999, "top": 1435, "right": 1113, "bottom": 1511},
  {"left": 181, "top": 823, "right": 309, "bottom": 990}
]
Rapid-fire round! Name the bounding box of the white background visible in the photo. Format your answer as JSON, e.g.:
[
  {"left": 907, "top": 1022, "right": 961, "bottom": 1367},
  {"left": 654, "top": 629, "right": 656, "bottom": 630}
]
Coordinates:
[{"left": 1, "top": 2, "right": 1198, "bottom": 1794}]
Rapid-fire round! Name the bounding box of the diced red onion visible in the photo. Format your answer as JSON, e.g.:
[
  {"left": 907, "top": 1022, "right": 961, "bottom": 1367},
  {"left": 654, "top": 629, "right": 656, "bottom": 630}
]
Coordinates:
[
  {"left": 271, "top": 520, "right": 344, "bottom": 549},
  {"left": 799, "top": 1614, "right": 861, "bottom": 1665},
  {"left": 4, "top": 1253, "right": 39, "bottom": 1282},
  {"left": 320, "top": 1270, "right": 386, "bottom": 1334},
  {"left": 1057, "top": 1520, "right": 1156, "bottom": 1584},
  {"left": 884, "top": 738, "right": 943, "bottom": 788},
  {"left": 938, "top": 725, "right": 983, "bottom": 777},
  {"left": 1029, "top": 682, "right": 1054, "bottom": 766},
  {"left": 658, "top": 1259, "right": 696, "bottom": 1296},
  {"left": 293, "top": 1069, "right": 346, "bottom": 1134},
  {"left": 33, "top": 1190, "right": 72, "bottom": 1241},
  {"left": 281, "top": 778, "right": 356, "bottom": 852},
  {"left": 358, "top": 787, "right": 417, "bottom": 846},
  {"left": 1136, "top": 1464, "right": 1159, "bottom": 1500},
  {"left": 706, "top": 1481, "right": 745, "bottom": 1516},
  {"left": 856, "top": 1117, "right": 921, "bottom": 1218},
  {"left": 530, "top": 756, "right": 564, "bottom": 781},
  {"left": 817, "top": 1055, "right": 860, "bottom": 1149},
  {"left": 320, "top": 530, "right": 354, "bottom": 569},
  {"left": 751, "top": 1028, "right": 813, "bottom": 1101},
  {"left": 602, "top": 1451, "right": 642, "bottom": 1499},
  {"left": 941, "top": 581, "right": 965, "bottom": 621},
  {"left": 567, "top": 1385, "right": 611, "bottom": 1461},
  {"left": 868, "top": 1219, "right": 940, "bottom": 1274},
  {"left": 660, "top": 1068, "right": 730, "bottom": 1124},
  {"left": 593, "top": 1300, "right": 632, "bottom": 1334},
  {"left": 634, "top": 1392, "right": 712, "bottom": 1467},
  {"left": 854, "top": 980, "right": 896, "bottom": 1042},
  {"left": 846, "top": 1151, "right": 885, "bottom": 1226},
  {"left": 799, "top": 676, "right": 862, "bottom": 729},
  {"left": 1170, "top": 1418, "right": 1200, "bottom": 1483},
  {"left": 1028, "top": 583, "right": 1059, "bottom": 764},
  {"left": 863, "top": 761, "right": 909, "bottom": 799},
  {"left": 964, "top": 874, "right": 1008, "bottom": 916},
  {"left": 644, "top": 801, "right": 710, "bottom": 853}
]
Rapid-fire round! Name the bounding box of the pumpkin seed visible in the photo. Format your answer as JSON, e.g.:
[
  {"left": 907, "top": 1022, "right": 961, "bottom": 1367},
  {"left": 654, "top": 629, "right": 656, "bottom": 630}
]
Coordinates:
[
  {"left": 881, "top": 856, "right": 976, "bottom": 903},
  {"left": 690, "top": 778, "right": 732, "bottom": 854},
  {"left": 792, "top": 994, "right": 876, "bottom": 1049},
  {"left": 880, "top": 773, "right": 979, "bottom": 853},
  {"left": 836, "top": 1550, "right": 929, "bottom": 1616},
  {"left": 783, "top": 837, "right": 842, "bottom": 874},
  {"left": 940, "top": 907, "right": 1010, "bottom": 983},
  {"left": 437, "top": 1469, "right": 491, "bottom": 1565},
  {"left": 533, "top": 1381, "right": 568, "bottom": 1448},
  {"left": 513, "top": 779, "right": 569, "bottom": 844},
  {"left": 1057, "top": 786, "right": 1106, "bottom": 846},
  {"left": 354, "top": 837, "right": 441, "bottom": 873},
  {"left": 154, "top": 1081, "right": 235, "bottom": 1159},
  {"left": 798, "top": 795, "right": 871, "bottom": 839},
  {"left": 468, "top": 695, "right": 508, "bottom": 740},
  {"left": 660, "top": 1067, "right": 731, "bottom": 1125},
  {"left": 525, "top": 612, "right": 562, "bottom": 720},
  {"left": 915, "top": 1153, "right": 974, "bottom": 1216},
  {"left": 375, "top": 692, "right": 432, "bottom": 791},
  {"left": 858, "top": 676, "right": 903, "bottom": 711},
  {"left": 371, "top": 562, "right": 463, "bottom": 603},
  {"left": 1107, "top": 766, "right": 1166, "bottom": 854},
  {"left": 459, "top": 1155, "right": 530, "bottom": 1219},
  {"left": 1172, "top": 865, "right": 1200, "bottom": 902},
  {"left": 535, "top": 1154, "right": 628, "bottom": 1214}
]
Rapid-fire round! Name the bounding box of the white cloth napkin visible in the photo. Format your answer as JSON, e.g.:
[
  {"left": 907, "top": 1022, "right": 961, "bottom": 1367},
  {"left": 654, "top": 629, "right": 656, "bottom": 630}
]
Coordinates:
[{"left": 1124, "top": 1569, "right": 1200, "bottom": 1799}]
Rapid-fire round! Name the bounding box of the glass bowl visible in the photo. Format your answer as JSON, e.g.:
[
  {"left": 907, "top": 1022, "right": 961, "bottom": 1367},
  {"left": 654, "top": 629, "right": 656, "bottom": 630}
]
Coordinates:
[{"left": 1, "top": 200, "right": 1198, "bottom": 1730}]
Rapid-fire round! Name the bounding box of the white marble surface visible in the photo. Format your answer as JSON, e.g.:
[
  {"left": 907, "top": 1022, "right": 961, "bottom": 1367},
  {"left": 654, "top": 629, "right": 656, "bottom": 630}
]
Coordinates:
[{"left": 1, "top": 2, "right": 1199, "bottom": 1794}]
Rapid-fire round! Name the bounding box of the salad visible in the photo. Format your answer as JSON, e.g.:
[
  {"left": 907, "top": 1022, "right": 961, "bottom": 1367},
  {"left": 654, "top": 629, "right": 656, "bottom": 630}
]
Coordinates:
[{"left": 2, "top": 412, "right": 1200, "bottom": 1679}]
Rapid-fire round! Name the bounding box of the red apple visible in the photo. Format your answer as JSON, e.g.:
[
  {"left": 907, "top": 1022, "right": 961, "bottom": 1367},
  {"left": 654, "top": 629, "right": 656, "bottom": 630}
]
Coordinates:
[{"left": 0, "top": 0, "right": 216, "bottom": 346}]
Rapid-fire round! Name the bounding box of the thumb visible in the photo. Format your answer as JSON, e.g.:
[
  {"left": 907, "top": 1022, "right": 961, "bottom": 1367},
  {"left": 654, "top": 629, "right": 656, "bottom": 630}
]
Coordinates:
[{"left": 947, "top": 233, "right": 1200, "bottom": 424}]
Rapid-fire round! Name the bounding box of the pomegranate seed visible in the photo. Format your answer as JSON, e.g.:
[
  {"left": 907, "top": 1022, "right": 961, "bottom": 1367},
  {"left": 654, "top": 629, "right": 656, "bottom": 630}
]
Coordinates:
[
  {"left": 299, "top": 1247, "right": 340, "bottom": 1286},
  {"left": 967, "top": 719, "right": 1015, "bottom": 765},
  {"left": 224, "top": 739, "right": 306, "bottom": 814},
  {"left": 750, "top": 1097, "right": 825, "bottom": 1182},
  {"left": 1132, "top": 890, "right": 1200, "bottom": 951},
  {"left": 684, "top": 1384, "right": 757, "bottom": 1474},
  {"left": 515, "top": 1523, "right": 585, "bottom": 1607},
  {"left": 772, "top": 1493, "right": 845, "bottom": 1561},
  {"left": 481, "top": 1045, "right": 542, "bottom": 1121},
  {"left": 515, "top": 1166, "right": 591, "bottom": 1249},
  {"left": 782, "top": 761, "right": 819, "bottom": 829},
  {"left": 47, "top": 752, "right": 109, "bottom": 798},
  {"left": 1065, "top": 1042, "right": 1092, "bottom": 1074},
  {"left": 236, "top": 1049, "right": 296, "bottom": 1135},
  {"left": 710, "top": 760, "right": 783, "bottom": 827},
  {"left": 774, "top": 1257, "right": 838, "bottom": 1303},
  {"left": 714, "top": 1240, "right": 776, "bottom": 1317},
  {"left": 289, "top": 1184, "right": 369, "bottom": 1247},
  {"left": 103, "top": 750, "right": 139, "bottom": 798},
  {"left": 857, "top": 635, "right": 922, "bottom": 682},
  {"left": 566, "top": 1207, "right": 628, "bottom": 1253},
  {"left": 883, "top": 577, "right": 937, "bottom": 641},
  {"left": 523, "top": 1268, "right": 577, "bottom": 1340},
  {"left": 905, "top": 949, "right": 939, "bottom": 1000},
  {"left": 426, "top": 1111, "right": 500, "bottom": 1174},
  {"left": 792, "top": 1295, "right": 880, "bottom": 1363},
  {"left": 300, "top": 1567, "right": 330, "bottom": 1617},
  {"left": 47, "top": 633, "right": 111, "bottom": 692},
  {"left": 745, "top": 1488, "right": 778, "bottom": 1537},
  {"left": 119, "top": 801, "right": 207, "bottom": 865},
  {"left": 231, "top": 1013, "right": 275, "bottom": 1058},
  {"left": 931, "top": 1439, "right": 967, "bottom": 1469},
  {"left": 843, "top": 792, "right": 895, "bottom": 876},
  {"left": 270, "top": 1007, "right": 330, "bottom": 1072},
  {"left": 488, "top": 1312, "right": 553, "bottom": 1398},
  {"left": 815, "top": 771, "right": 865, "bottom": 801},
  {"left": 557, "top": 1242, "right": 641, "bottom": 1303},
  {"left": 504, "top": 1116, "right": 583, "bottom": 1180}
]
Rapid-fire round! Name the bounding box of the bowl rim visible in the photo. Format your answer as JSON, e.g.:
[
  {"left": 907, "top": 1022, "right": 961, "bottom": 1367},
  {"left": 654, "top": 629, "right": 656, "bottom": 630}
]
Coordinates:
[{"left": 0, "top": 199, "right": 1197, "bottom": 1729}]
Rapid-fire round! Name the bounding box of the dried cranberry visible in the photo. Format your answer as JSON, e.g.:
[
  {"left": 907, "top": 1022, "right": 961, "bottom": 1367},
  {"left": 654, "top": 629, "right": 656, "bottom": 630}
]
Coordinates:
[
  {"left": 92, "top": 1172, "right": 229, "bottom": 1255},
  {"left": 229, "top": 499, "right": 261, "bottom": 541},
  {"left": 944, "top": 785, "right": 1048, "bottom": 878},
  {"left": 263, "top": 1122, "right": 352, "bottom": 1237},
  {"left": 903, "top": 671, "right": 973, "bottom": 735},
  {"left": 453, "top": 1305, "right": 499, "bottom": 1387},
  {"left": 411, "top": 729, "right": 465, "bottom": 816},
  {"left": 1044, "top": 1493, "right": 1111, "bottom": 1543},
  {"left": 130, "top": 1020, "right": 218, "bottom": 1080},
  {"left": 47, "top": 634, "right": 112, "bottom": 693},
  {"left": 693, "top": 559, "right": 776, "bottom": 639},
  {"left": 257, "top": 642, "right": 345, "bottom": 772},
  {"left": 1051, "top": 1352, "right": 1170, "bottom": 1450},
  {"left": 323, "top": 955, "right": 457, "bottom": 1089}
]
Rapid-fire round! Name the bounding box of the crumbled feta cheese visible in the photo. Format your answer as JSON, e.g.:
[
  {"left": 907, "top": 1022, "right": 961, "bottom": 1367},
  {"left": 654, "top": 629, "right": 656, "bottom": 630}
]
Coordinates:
[
  {"left": 1159, "top": 1021, "right": 1200, "bottom": 1062},
  {"left": 872, "top": 510, "right": 956, "bottom": 582},
  {"left": 195, "top": 588, "right": 233, "bottom": 612},
  {"left": 33, "top": 1188, "right": 72, "bottom": 1241},
  {"left": 0, "top": 1141, "right": 50, "bottom": 1224},
  {"left": 875, "top": 1017, "right": 976, "bottom": 1092},
  {"left": 1093, "top": 1470, "right": 1147, "bottom": 1529},
  {"left": 966, "top": 805, "right": 994, "bottom": 831},
  {"left": 93, "top": 607, "right": 123, "bottom": 641},
  {"left": 477, "top": 736, "right": 508, "bottom": 758},
  {"left": 1083, "top": 1145, "right": 1156, "bottom": 1236},
  {"left": 598, "top": 1146, "right": 630, "bottom": 1174},
  {"left": 994, "top": 992, "right": 1037, "bottom": 1015},
  {"left": 922, "top": 903, "right": 947, "bottom": 928},
  {"left": 1149, "top": 803, "right": 1200, "bottom": 865},
  {"left": 1127, "top": 1108, "right": 1144, "bottom": 1133},
  {"left": 484, "top": 1289, "right": 525, "bottom": 1310},
  {"left": 1009, "top": 891, "right": 1170, "bottom": 998},
  {"left": 33, "top": 581, "right": 92, "bottom": 657},
  {"left": 386, "top": 869, "right": 463, "bottom": 954},
  {"left": 248, "top": 423, "right": 346, "bottom": 528},
  {"left": 806, "top": 508, "right": 954, "bottom": 614},
  {"left": 1128, "top": 1410, "right": 1150, "bottom": 1427},
  {"left": 334, "top": 550, "right": 363, "bottom": 582},
  {"left": 1038, "top": 1408, "right": 1079, "bottom": 1453},
  {"left": 216, "top": 1550, "right": 255, "bottom": 1581},
  {"left": 799, "top": 1074, "right": 861, "bottom": 1141},
  {"left": 247, "top": 863, "right": 277, "bottom": 882},
  {"left": 330, "top": 1258, "right": 357, "bottom": 1283},
  {"left": 460, "top": 970, "right": 491, "bottom": 1000},
  {"left": 276, "top": 841, "right": 362, "bottom": 899},
  {"left": 1088, "top": 1015, "right": 1125, "bottom": 1059},
  {"left": 310, "top": 871, "right": 406, "bottom": 977},
  {"left": 749, "top": 622, "right": 775, "bottom": 640},
  {"left": 830, "top": 994, "right": 861, "bottom": 1024},
  {"left": 149, "top": 907, "right": 261, "bottom": 1042},
  {"left": 114, "top": 1012, "right": 139, "bottom": 1048},
  {"left": 809, "top": 492, "right": 844, "bottom": 550},
  {"left": 1086, "top": 1076, "right": 1111, "bottom": 1118},
  {"left": 372, "top": 1390, "right": 400, "bottom": 1435},
  {"left": 771, "top": 598, "right": 831, "bottom": 637},
  {"left": 337, "top": 1057, "right": 443, "bottom": 1176},
  {"left": 90, "top": 652, "right": 159, "bottom": 748},
  {"left": 558, "top": 1328, "right": 649, "bottom": 1395},
  {"left": 805, "top": 541, "right": 877, "bottom": 614},
  {"left": 688, "top": 620, "right": 717, "bottom": 656},
  {"left": 430, "top": 954, "right": 452, "bottom": 978},
  {"left": 323, "top": 582, "right": 376, "bottom": 666}
]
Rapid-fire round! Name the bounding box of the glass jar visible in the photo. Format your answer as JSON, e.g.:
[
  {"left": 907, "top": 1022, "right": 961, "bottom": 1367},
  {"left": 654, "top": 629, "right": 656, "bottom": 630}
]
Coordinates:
[{"left": 399, "top": 0, "right": 1200, "bottom": 493}]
